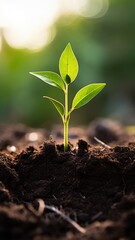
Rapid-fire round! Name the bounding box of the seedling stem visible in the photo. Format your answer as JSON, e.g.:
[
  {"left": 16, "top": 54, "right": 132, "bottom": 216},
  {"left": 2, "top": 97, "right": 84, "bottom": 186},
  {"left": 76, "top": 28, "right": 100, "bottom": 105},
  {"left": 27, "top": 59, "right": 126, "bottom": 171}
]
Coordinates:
[
  {"left": 64, "top": 84, "right": 69, "bottom": 151},
  {"left": 30, "top": 43, "right": 106, "bottom": 151}
]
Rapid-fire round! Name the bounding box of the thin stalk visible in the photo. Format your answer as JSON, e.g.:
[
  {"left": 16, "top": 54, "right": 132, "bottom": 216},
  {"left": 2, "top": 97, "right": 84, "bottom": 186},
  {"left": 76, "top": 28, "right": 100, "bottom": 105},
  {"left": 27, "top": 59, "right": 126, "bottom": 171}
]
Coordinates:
[{"left": 64, "top": 84, "right": 69, "bottom": 151}]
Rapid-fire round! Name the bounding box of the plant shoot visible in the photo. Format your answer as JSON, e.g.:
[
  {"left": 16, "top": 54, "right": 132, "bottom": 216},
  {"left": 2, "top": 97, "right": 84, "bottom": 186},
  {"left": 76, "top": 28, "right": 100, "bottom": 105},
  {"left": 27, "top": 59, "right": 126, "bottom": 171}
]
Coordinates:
[{"left": 30, "top": 43, "right": 106, "bottom": 151}]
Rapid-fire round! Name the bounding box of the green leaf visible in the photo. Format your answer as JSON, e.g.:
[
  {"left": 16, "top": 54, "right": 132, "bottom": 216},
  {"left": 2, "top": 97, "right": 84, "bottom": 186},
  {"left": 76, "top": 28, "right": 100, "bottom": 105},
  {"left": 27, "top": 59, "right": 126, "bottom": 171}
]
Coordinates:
[
  {"left": 43, "top": 96, "right": 64, "bottom": 119},
  {"left": 29, "top": 71, "right": 65, "bottom": 91},
  {"left": 59, "top": 43, "right": 79, "bottom": 83},
  {"left": 72, "top": 83, "right": 106, "bottom": 110}
]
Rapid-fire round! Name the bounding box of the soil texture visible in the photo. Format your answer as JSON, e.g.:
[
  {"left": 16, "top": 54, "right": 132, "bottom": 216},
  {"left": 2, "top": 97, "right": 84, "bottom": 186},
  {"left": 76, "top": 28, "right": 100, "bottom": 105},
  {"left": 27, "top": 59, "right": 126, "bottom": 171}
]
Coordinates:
[{"left": 0, "top": 120, "right": 135, "bottom": 240}]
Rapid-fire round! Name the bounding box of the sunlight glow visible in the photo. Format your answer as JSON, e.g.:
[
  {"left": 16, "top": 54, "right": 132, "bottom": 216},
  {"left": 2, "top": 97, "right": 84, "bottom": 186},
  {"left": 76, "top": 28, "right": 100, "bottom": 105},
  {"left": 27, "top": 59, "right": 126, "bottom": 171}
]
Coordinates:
[
  {"left": 69, "top": 0, "right": 109, "bottom": 18},
  {"left": 0, "top": 34, "right": 2, "bottom": 51},
  {"left": 0, "top": 0, "right": 59, "bottom": 50},
  {"left": 0, "top": 0, "right": 109, "bottom": 50}
]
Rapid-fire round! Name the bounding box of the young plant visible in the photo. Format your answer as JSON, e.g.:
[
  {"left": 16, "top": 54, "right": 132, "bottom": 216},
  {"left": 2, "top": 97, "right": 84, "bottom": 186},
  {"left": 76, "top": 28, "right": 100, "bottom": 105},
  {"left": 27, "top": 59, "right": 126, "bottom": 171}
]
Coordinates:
[{"left": 30, "top": 43, "right": 106, "bottom": 151}]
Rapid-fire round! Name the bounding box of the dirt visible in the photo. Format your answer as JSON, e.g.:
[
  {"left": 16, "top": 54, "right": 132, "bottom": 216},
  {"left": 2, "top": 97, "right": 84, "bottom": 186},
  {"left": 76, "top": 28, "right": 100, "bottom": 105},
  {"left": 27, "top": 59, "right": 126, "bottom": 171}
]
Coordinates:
[{"left": 0, "top": 119, "right": 135, "bottom": 240}]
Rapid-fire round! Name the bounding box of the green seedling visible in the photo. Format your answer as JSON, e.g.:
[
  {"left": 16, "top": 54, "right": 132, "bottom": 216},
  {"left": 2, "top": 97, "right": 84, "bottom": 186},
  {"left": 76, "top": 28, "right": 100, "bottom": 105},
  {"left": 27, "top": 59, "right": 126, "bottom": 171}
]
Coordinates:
[{"left": 30, "top": 43, "right": 106, "bottom": 151}]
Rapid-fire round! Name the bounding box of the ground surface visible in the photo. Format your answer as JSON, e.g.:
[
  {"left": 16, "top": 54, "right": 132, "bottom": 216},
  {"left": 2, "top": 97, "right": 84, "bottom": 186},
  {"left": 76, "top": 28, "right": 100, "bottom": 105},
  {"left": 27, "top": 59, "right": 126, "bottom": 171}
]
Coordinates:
[{"left": 0, "top": 119, "right": 135, "bottom": 240}]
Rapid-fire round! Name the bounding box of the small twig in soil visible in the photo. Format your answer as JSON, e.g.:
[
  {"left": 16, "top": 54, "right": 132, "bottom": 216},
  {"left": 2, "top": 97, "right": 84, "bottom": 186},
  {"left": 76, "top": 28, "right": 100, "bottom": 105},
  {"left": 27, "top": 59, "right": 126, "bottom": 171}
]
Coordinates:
[
  {"left": 37, "top": 199, "right": 46, "bottom": 215},
  {"left": 26, "top": 199, "right": 86, "bottom": 234},
  {"left": 24, "top": 199, "right": 45, "bottom": 218},
  {"left": 52, "top": 194, "right": 57, "bottom": 200},
  {"left": 45, "top": 204, "right": 86, "bottom": 234},
  {"left": 80, "top": 193, "right": 86, "bottom": 200},
  {"left": 26, "top": 203, "right": 42, "bottom": 218},
  {"left": 91, "top": 211, "right": 103, "bottom": 221},
  {"left": 94, "top": 137, "right": 111, "bottom": 149}
]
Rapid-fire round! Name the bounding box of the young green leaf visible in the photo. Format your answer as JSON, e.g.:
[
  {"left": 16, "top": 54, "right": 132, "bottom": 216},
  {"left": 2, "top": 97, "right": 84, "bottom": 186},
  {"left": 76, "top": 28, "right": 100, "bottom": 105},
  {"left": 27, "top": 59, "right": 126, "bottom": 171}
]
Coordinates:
[
  {"left": 43, "top": 96, "right": 64, "bottom": 119},
  {"left": 30, "top": 43, "right": 106, "bottom": 152},
  {"left": 72, "top": 83, "right": 106, "bottom": 110},
  {"left": 59, "top": 43, "right": 79, "bottom": 83},
  {"left": 30, "top": 71, "right": 65, "bottom": 91}
]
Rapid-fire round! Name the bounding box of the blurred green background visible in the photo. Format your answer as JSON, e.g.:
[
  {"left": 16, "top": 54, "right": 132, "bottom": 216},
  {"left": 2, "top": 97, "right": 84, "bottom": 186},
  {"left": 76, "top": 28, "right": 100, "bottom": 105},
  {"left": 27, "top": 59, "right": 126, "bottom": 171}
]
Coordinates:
[{"left": 0, "top": 0, "right": 135, "bottom": 127}]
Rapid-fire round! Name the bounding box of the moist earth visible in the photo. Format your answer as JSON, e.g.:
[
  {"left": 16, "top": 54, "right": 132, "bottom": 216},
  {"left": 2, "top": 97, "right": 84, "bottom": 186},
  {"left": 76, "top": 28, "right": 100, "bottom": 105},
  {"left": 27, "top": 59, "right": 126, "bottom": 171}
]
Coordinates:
[{"left": 0, "top": 120, "right": 135, "bottom": 240}]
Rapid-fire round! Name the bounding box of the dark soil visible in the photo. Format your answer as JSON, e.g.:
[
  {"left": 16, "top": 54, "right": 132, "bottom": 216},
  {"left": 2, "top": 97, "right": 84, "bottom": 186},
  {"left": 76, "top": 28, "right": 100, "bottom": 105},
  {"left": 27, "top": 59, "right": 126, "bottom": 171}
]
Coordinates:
[{"left": 0, "top": 119, "right": 135, "bottom": 240}]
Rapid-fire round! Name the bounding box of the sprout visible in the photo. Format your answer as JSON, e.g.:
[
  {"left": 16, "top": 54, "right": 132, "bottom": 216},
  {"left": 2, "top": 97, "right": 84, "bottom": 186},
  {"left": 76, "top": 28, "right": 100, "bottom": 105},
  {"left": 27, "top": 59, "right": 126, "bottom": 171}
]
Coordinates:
[{"left": 30, "top": 43, "right": 106, "bottom": 151}]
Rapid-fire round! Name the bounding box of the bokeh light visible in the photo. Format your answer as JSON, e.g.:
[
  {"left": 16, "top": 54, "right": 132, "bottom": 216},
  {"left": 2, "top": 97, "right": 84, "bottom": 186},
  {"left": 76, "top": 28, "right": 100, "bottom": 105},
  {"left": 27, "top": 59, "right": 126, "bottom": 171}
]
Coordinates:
[
  {"left": 0, "top": 33, "right": 2, "bottom": 51},
  {"left": 0, "top": 0, "right": 60, "bottom": 49},
  {"left": 0, "top": 0, "right": 109, "bottom": 50},
  {"left": 71, "top": 0, "right": 109, "bottom": 18}
]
